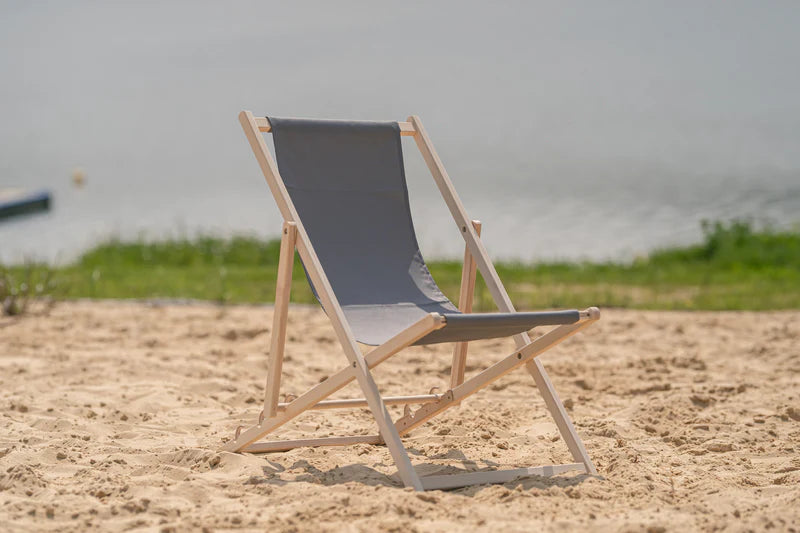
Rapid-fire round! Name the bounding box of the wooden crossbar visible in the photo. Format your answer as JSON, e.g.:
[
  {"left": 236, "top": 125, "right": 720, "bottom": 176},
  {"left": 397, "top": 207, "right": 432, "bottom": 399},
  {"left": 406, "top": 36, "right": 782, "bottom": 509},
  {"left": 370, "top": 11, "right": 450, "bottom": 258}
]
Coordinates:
[
  {"left": 255, "top": 117, "right": 417, "bottom": 136},
  {"left": 243, "top": 435, "right": 382, "bottom": 453},
  {"left": 276, "top": 393, "right": 441, "bottom": 411}
]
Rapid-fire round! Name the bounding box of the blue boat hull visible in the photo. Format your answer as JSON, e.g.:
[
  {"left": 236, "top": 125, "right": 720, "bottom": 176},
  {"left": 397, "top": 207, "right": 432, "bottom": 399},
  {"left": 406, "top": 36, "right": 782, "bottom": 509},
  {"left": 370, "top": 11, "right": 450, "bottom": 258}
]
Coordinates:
[{"left": 0, "top": 190, "right": 51, "bottom": 220}]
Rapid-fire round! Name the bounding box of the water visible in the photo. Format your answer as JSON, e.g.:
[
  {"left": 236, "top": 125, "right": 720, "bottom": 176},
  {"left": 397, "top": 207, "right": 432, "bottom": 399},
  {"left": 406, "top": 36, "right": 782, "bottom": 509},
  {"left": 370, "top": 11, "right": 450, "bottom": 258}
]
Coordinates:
[{"left": 2, "top": 2, "right": 799, "bottom": 264}]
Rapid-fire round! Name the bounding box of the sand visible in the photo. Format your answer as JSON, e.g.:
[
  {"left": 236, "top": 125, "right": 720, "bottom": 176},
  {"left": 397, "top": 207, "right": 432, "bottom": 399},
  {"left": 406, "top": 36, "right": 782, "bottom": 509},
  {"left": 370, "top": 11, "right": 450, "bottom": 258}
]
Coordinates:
[{"left": 1, "top": 300, "right": 798, "bottom": 532}]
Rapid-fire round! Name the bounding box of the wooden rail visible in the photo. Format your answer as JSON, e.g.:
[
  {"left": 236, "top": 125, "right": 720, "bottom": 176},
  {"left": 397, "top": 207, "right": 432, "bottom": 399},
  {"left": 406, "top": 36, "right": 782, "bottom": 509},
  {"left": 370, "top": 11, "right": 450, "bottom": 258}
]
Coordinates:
[
  {"left": 254, "top": 117, "right": 416, "bottom": 136},
  {"left": 276, "top": 393, "right": 441, "bottom": 412}
]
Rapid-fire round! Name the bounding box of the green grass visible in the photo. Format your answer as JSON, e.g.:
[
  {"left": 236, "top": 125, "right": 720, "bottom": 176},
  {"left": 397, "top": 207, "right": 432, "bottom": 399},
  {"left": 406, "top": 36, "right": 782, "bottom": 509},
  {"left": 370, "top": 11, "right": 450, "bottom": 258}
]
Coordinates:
[{"left": 4, "top": 220, "right": 800, "bottom": 311}]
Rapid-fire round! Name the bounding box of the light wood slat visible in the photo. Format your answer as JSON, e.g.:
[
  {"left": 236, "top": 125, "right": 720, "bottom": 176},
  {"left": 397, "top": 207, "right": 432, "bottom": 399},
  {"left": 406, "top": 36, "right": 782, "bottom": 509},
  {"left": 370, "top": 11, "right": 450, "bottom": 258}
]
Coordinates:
[
  {"left": 264, "top": 221, "right": 297, "bottom": 417},
  {"left": 277, "top": 393, "right": 441, "bottom": 411},
  {"left": 243, "top": 435, "right": 382, "bottom": 453},
  {"left": 255, "top": 116, "right": 416, "bottom": 136},
  {"left": 420, "top": 463, "right": 586, "bottom": 491},
  {"left": 450, "top": 219, "right": 482, "bottom": 388}
]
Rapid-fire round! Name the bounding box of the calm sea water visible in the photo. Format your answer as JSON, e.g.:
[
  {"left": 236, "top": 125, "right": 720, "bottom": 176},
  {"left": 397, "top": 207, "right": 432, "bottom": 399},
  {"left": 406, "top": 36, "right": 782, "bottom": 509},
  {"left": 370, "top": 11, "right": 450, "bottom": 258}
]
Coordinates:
[{"left": 2, "top": 2, "right": 799, "bottom": 264}]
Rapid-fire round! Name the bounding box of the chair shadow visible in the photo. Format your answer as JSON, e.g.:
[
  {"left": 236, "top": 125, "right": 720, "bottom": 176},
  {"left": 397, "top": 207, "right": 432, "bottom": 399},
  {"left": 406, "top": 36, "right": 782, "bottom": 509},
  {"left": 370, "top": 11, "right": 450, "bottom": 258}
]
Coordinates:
[
  {"left": 256, "top": 459, "right": 403, "bottom": 488},
  {"left": 248, "top": 453, "right": 598, "bottom": 494},
  {"left": 407, "top": 446, "right": 501, "bottom": 468}
]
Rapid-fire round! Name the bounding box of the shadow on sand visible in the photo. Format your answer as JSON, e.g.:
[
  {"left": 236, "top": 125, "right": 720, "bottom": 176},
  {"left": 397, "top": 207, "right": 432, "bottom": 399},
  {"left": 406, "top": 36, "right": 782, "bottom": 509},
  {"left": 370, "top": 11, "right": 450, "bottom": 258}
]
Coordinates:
[{"left": 247, "top": 451, "right": 598, "bottom": 495}]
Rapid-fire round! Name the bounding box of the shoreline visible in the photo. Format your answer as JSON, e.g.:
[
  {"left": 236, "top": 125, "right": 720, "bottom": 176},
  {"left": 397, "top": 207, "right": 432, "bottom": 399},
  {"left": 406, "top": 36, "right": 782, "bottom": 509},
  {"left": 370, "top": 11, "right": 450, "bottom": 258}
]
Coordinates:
[{"left": 4, "top": 220, "right": 799, "bottom": 312}]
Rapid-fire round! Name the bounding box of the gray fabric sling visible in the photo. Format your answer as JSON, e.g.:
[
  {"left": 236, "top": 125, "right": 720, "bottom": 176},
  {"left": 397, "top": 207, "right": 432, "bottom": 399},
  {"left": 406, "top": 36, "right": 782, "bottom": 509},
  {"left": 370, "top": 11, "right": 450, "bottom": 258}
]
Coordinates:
[{"left": 267, "top": 116, "right": 579, "bottom": 345}]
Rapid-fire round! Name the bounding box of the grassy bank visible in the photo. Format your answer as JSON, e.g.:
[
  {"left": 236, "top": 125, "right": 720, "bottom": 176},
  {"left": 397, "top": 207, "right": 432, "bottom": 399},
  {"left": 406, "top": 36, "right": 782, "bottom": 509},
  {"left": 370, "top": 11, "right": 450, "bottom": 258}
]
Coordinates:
[{"left": 4, "top": 221, "right": 799, "bottom": 311}]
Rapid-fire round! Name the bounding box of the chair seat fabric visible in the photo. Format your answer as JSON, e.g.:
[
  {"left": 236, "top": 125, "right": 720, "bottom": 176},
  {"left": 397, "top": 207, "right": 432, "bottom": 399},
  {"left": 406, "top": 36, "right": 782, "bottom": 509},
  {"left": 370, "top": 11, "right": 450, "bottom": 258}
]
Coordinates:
[
  {"left": 414, "top": 309, "right": 581, "bottom": 345},
  {"left": 340, "top": 301, "right": 579, "bottom": 346}
]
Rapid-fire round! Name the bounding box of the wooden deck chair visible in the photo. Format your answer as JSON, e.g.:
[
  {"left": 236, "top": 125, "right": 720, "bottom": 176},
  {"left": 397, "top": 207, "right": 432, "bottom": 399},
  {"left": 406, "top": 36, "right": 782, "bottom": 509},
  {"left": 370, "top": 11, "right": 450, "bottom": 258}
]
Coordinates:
[{"left": 222, "top": 112, "right": 601, "bottom": 491}]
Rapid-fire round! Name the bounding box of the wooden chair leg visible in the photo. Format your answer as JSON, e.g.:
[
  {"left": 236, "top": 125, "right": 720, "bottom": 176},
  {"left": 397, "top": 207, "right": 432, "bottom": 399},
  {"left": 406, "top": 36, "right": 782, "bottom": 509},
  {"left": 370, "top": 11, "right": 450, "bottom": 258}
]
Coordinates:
[
  {"left": 526, "top": 358, "right": 598, "bottom": 475},
  {"left": 264, "top": 221, "right": 297, "bottom": 418},
  {"left": 350, "top": 358, "right": 424, "bottom": 490},
  {"left": 450, "top": 219, "right": 481, "bottom": 389}
]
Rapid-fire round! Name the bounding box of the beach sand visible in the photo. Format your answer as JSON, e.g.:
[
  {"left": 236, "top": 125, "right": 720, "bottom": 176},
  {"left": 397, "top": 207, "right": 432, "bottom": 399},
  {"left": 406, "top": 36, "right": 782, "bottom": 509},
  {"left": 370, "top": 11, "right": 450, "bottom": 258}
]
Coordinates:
[{"left": 1, "top": 301, "right": 798, "bottom": 532}]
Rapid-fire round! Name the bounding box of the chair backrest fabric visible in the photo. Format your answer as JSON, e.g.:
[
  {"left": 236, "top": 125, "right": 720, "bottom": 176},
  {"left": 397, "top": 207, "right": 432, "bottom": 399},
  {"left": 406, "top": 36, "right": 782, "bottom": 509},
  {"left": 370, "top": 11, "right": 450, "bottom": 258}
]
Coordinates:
[{"left": 268, "top": 117, "right": 458, "bottom": 345}]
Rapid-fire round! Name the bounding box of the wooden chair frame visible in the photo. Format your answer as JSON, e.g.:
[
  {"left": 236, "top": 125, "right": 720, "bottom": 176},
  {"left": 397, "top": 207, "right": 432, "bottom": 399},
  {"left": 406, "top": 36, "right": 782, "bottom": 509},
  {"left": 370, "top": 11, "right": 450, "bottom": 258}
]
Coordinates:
[{"left": 221, "top": 111, "right": 601, "bottom": 491}]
